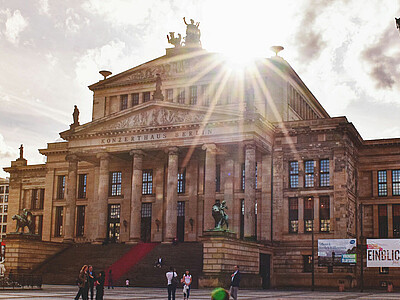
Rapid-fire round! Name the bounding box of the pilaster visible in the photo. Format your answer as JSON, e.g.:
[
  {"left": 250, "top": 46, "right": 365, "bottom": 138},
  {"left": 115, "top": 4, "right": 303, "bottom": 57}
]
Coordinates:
[
  {"left": 94, "top": 153, "right": 110, "bottom": 243},
  {"left": 129, "top": 150, "right": 144, "bottom": 242},
  {"left": 64, "top": 154, "right": 79, "bottom": 242},
  {"left": 202, "top": 143, "right": 217, "bottom": 232},
  {"left": 165, "top": 147, "right": 178, "bottom": 240}
]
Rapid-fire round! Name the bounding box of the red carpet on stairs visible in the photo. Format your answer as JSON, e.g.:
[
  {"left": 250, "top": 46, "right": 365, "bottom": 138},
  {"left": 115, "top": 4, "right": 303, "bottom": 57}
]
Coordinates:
[{"left": 105, "top": 243, "right": 158, "bottom": 285}]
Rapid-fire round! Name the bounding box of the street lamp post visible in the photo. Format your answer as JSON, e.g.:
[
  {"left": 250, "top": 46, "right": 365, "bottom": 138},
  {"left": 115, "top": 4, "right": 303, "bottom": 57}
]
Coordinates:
[{"left": 311, "top": 198, "right": 315, "bottom": 292}]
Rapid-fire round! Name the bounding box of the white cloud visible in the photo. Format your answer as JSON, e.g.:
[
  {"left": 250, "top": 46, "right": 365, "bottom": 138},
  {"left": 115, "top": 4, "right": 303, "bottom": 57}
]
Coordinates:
[
  {"left": 0, "top": 133, "right": 15, "bottom": 160},
  {"left": 2, "top": 9, "right": 28, "bottom": 44},
  {"left": 38, "top": 0, "right": 50, "bottom": 15},
  {"left": 65, "top": 8, "right": 88, "bottom": 34}
]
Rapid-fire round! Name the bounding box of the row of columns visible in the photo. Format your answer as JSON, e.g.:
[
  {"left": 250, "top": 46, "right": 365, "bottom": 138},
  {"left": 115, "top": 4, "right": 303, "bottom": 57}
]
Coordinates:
[{"left": 63, "top": 142, "right": 260, "bottom": 242}]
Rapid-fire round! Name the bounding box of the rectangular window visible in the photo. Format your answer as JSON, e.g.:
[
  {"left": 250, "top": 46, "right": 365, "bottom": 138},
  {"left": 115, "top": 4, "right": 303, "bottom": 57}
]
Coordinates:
[
  {"left": 3, "top": 205, "right": 7, "bottom": 213},
  {"left": 320, "top": 159, "right": 330, "bottom": 187},
  {"left": 189, "top": 86, "right": 197, "bottom": 105},
  {"left": 304, "top": 160, "right": 314, "bottom": 188},
  {"left": 289, "top": 198, "right": 298, "bottom": 233},
  {"left": 241, "top": 163, "right": 245, "bottom": 191},
  {"left": 120, "top": 94, "right": 128, "bottom": 110},
  {"left": 2, "top": 225, "right": 6, "bottom": 234},
  {"left": 31, "top": 189, "right": 38, "bottom": 210},
  {"left": 393, "top": 204, "right": 400, "bottom": 237},
  {"left": 202, "top": 85, "right": 210, "bottom": 106},
  {"left": 36, "top": 215, "right": 43, "bottom": 237},
  {"left": 3, "top": 215, "right": 6, "bottom": 223},
  {"left": 303, "top": 255, "right": 313, "bottom": 273},
  {"left": 289, "top": 161, "right": 299, "bottom": 188},
  {"left": 166, "top": 89, "right": 173, "bottom": 102},
  {"left": 55, "top": 206, "right": 63, "bottom": 237},
  {"left": 177, "top": 201, "right": 185, "bottom": 217},
  {"left": 4, "top": 195, "right": 7, "bottom": 203},
  {"left": 110, "top": 204, "right": 121, "bottom": 219},
  {"left": 177, "top": 168, "right": 186, "bottom": 194},
  {"left": 76, "top": 205, "right": 85, "bottom": 237},
  {"left": 78, "top": 174, "right": 87, "bottom": 199},
  {"left": 142, "top": 170, "right": 153, "bottom": 195},
  {"left": 0, "top": 187, "right": 3, "bottom": 193},
  {"left": 178, "top": 88, "right": 185, "bottom": 104},
  {"left": 393, "top": 170, "right": 400, "bottom": 196},
  {"left": 216, "top": 164, "right": 221, "bottom": 192},
  {"left": 39, "top": 189, "right": 44, "bottom": 209},
  {"left": 109, "top": 171, "right": 122, "bottom": 196},
  {"left": 319, "top": 196, "right": 330, "bottom": 232},
  {"left": 141, "top": 203, "right": 152, "bottom": 218},
  {"left": 378, "top": 204, "right": 388, "bottom": 238},
  {"left": 304, "top": 197, "right": 314, "bottom": 232},
  {"left": 240, "top": 199, "right": 244, "bottom": 239},
  {"left": 143, "top": 91, "right": 151, "bottom": 102},
  {"left": 5, "top": 186, "right": 8, "bottom": 193},
  {"left": 57, "top": 175, "right": 65, "bottom": 199},
  {"left": 132, "top": 93, "right": 139, "bottom": 106},
  {"left": 378, "top": 170, "right": 388, "bottom": 196}
]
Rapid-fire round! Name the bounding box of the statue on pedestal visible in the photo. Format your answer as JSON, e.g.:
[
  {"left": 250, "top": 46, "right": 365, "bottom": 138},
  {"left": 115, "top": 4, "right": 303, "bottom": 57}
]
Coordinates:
[
  {"left": 167, "top": 32, "right": 182, "bottom": 47},
  {"left": 153, "top": 74, "right": 164, "bottom": 101},
  {"left": 212, "top": 200, "right": 229, "bottom": 230},
  {"left": 12, "top": 209, "right": 34, "bottom": 234},
  {"left": 71, "top": 105, "right": 80, "bottom": 128},
  {"left": 183, "top": 17, "right": 201, "bottom": 47}
]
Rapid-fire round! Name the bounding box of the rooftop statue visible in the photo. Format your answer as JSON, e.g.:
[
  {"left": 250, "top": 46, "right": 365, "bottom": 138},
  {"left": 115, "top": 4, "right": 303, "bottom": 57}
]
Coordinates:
[
  {"left": 183, "top": 17, "right": 201, "bottom": 47},
  {"left": 12, "top": 208, "right": 34, "bottom": 234},
  {"left": 72, "top": 105, "right": 80, "bottom": 127},
  {"left": 153, "top": 73, "right": 164, "bottom": 101},
  {"left": 167, "top": 32, "right": 182, "bottom": 48},
  {"left": 19, "top": 144, "right": 24, "bottom": 159},
  {"left": 212, "top": 200, "right": 229, "bottom": 230}
]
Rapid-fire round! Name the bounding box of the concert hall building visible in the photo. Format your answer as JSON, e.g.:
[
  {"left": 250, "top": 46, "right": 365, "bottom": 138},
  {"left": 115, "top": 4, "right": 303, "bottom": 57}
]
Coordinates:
[{"left": 4, "top": 25, "right": 400, "bottom": 289}]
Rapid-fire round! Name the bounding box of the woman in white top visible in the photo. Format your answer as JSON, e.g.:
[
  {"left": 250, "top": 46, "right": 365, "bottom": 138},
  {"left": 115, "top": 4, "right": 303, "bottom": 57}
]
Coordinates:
[
  {"left": 166, "top": 267, "right": 178, "bottom": 300},
  {"left": 181, "top": 270, "right": 192, "bottom": 300}
]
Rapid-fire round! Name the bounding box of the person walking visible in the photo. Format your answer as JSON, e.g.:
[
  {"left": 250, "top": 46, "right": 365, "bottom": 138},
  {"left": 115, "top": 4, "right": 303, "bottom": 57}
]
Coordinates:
[
  {"left": 107, "top": 269, "right": 114, "bottom": 289},
  {"left": 166, "top": 266, "right": 178, "bottom": 300},
  {"left": 87, "top": 265, "right": 96, "bottom": 300},
  {"left": 229, "top": 265, "right": 240, "bottom": 300},
  {"left": 75, "top": 265, "right": 89, "bottom": 300},
  {"left": 95, "top": 271, "right": 105, "bottom": 300},
  {"left": 181, "top": 270, "right": 192, "bottom": 300}
]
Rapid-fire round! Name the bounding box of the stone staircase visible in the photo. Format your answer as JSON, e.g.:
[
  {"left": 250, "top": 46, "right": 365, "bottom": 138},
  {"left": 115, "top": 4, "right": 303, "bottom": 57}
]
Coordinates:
[{"left": 33, "top": 242, "right": 203, "bottom": 288}]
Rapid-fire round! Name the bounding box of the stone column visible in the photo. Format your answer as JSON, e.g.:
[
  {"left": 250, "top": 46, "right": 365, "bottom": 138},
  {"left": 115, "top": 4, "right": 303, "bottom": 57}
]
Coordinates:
[
  {"left": 244, "top": 143, "right": 256, "bottom": 239},
  {"left": 95, "top": 153, "right": 110, "bottom": 243},
  {"left": 165, "top": 147, "right": 178, "bottom": 241},
  {"left": 129, "top": 150, "right": 144, "bottom": 242},
  {"left": 202, "top": 144, "right": 217, "bottom": 231},
  {"left": 64, "top": 154, "right": 78, "bottom": 242}
]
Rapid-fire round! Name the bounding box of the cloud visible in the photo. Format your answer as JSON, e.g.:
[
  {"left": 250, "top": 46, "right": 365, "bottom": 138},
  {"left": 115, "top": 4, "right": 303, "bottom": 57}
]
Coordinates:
[
  {"left": 2, "top": 9, "right": 28, "bottom": 44},
  {"left": 0, "top": 133, "right": 15, "bottom": 159},
  {"left": 38, "top": 0, "right": 50, "bottom": 15}
]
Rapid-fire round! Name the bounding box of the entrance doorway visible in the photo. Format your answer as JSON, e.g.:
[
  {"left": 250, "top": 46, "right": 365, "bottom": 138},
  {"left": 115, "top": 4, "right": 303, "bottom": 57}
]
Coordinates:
[
  {"left": 259, "top": 253, "right": 271, "bottom": 289},
  {"left": 107, "top": 204, "right": 120, "bottom": 243},
  {"left": 177, "top": 201, "right": 185, "bottom": 242},
  {"left": 141, "top": 203, "right": 152, "bottom": 242}
]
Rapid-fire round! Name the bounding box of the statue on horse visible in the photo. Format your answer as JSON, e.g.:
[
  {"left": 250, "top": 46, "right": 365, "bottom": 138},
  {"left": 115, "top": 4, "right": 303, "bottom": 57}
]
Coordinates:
[
  {"left": 212, "top": 200, "right": 229, "bottom": 230},
  {"left": 12, "top": 209, "right": 34, "bottom": 234}
]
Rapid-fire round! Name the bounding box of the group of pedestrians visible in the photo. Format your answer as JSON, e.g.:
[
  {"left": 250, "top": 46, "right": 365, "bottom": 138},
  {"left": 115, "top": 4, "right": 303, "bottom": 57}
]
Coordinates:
[
  {"left": 166, "top": 265, "right": 240, "bottom": 300},
  {"left": 75, "top": 265, "right": 105, "bottom": 300}
]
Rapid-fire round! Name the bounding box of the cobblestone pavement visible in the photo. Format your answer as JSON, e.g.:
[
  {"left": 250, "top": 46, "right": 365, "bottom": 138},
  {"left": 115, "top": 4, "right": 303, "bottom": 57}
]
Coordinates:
[{"left": 0, "top": 285, "right": 399, "bottom": 299}]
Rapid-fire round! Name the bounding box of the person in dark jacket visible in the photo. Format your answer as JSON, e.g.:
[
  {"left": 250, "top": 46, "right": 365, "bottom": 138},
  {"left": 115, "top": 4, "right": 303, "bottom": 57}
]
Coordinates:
[
  {"left": 75, "top": 265, "right": 88, "bottom": 300},
  {"left": 87, "top": 265, "right": 96, "bottom": 300},
  {"left": 229, "top": 265, "right": 240, "bottom": 300},
  {"left": 95, "top": 271, "right": 105, "bottom": 300},
  {"left": 107, "top": 269, "right": 114, "bottom": 289}
]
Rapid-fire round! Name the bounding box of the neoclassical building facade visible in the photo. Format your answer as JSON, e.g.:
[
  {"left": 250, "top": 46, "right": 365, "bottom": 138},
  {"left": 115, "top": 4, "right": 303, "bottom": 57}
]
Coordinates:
[{"left": 4, "top": 26, "right": 400, "bottom": 288}]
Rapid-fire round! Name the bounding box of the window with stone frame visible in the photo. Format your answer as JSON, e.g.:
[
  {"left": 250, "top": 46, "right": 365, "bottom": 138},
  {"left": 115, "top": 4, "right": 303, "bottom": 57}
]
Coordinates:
[
  {"left": 177, "top": 168, "right": 186, "bottom": 194},
  {"left": 132, "top": 93, "right": 139, "bottom": 106},
  {"left": 289, "top": 161, "right": 299, "bottom": 188},
  {"left": 304, "top": 197, "right": 314, "bottom": 232},
  {"left": 289, "top": 197, "right": 298, "bottom": 233},
  {"left": 3, "top": 205, "right": 7, "bottom": 213},
  {"left": 189, "top": 86, "right": 197, "bottom": 105},
  {"left": 392, "top": 170, "right": 400, "bottom": 196},
  {"left": 76, "top": 205, "right": 85, "bottom": 237},
  {"left": 202, "top": 85, "right": 210, "bottom": 106},
  {"left": 31, "top": 189, "right": 44, "bottom": 210},
  {"left": 109, "top": 171, "right": 122, "bottom": 196},
  {"left": 216, "top": 164, "right": 221, "bottom": 192},
  {"left": 166, "top": 89, "right": 173, "bottom": 102},
  {"left": 177, "top": 88, "right": 185, "bottom": 104},
  {"left": 78, "top": 174, "right": 87, "bottom": 199},
  {"left": 57, "top": 175, "right": 65, "bottom": 199},
  {"left": 304, "top": 160, "right": 315, "bottom": 188},
  {"left": 120, "top": 94, "right": 128, "bottom": 110},
  {"left": 255, "top": 163, "right": 258, "bottom": 189},
  {"left": 240, "top": 199, "right": 244, "bottom": 239},
  {"left": 319, "top": 159, "right": 330, "bottom": 187},
  {"left": 393, "top": 204, "right": 400, "bottom": 237},
  {"left": 142, "top": 170, "right": 153, "bottom": 195},
  {"left": 378, "top": 170, "right": 387, "bottom": 196},
  {"left": 378, "top": 204, "right": 388, "bottom": 238},
  {"left": 143, "top": 91, "right": 151, "bottom": 102},
  {"left": 55, "top": 206, "right": 63, "bottom": 237},
  {"left": 241, "top": 163, "right": 245, "bottom": 191},
  {"left": 303, "top": 255, "right": 313, "bottom": 273},
  {"left": 319, "top": 196, "right": 330, "bottom": 232}
]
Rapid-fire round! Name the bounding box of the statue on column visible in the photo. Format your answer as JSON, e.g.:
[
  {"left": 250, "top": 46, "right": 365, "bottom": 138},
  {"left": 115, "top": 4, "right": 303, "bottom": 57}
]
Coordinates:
[
  {"left": 212, "top": 200, "right": 229, "bottom": 230},
  {"left": 183, "top": 17, "right": 201, "bottom": 48},
  {"left": 153, "top": 73, "right": 164, "bottom": 101}
]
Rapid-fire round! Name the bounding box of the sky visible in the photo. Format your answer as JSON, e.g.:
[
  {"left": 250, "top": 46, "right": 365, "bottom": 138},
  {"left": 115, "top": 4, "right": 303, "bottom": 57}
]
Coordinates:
[{"left": 0, "top": 0, "right": 400, "bottom": 178}]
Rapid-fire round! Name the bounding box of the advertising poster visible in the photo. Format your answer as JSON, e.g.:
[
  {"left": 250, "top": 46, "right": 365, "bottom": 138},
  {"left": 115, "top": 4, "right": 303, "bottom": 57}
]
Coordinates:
[
  {"left": 367, "top": 239, "right": 400, "bottom": 267},
  {"left": 318, "top": 239, "right": 357, "bottom": 266}
]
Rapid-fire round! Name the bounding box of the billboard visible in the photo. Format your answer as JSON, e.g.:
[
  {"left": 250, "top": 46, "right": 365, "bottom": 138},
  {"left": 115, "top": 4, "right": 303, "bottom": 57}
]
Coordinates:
[
  {"left": 318, "top": 239, "right": 357, "bottom": 266},
  {"left": 367, "top": 239, "right": 400, "bottom": 267}
]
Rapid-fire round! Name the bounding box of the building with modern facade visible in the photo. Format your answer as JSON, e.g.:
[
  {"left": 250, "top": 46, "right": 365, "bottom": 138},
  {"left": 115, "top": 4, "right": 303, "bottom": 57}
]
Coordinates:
[{"left": 4, "top": 22, "right": 400, "bottom": 288}]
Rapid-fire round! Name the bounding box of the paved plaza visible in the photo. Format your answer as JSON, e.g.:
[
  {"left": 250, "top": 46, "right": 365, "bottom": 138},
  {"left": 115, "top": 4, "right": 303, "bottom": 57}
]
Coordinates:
[{"left": 0, "top": 285, "right": 399, "bottom": 300}]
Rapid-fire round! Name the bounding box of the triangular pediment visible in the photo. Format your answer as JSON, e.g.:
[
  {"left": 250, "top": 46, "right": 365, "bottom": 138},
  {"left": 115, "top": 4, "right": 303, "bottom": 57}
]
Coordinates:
[{"left": 61, "top": 101, "right": 242, "bottom": 139}]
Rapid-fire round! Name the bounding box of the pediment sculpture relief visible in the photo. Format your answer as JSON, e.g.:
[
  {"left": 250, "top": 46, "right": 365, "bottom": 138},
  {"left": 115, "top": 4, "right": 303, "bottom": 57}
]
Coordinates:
[{"left": 100, "top": 107, "right": 206, "bottom": 131}]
